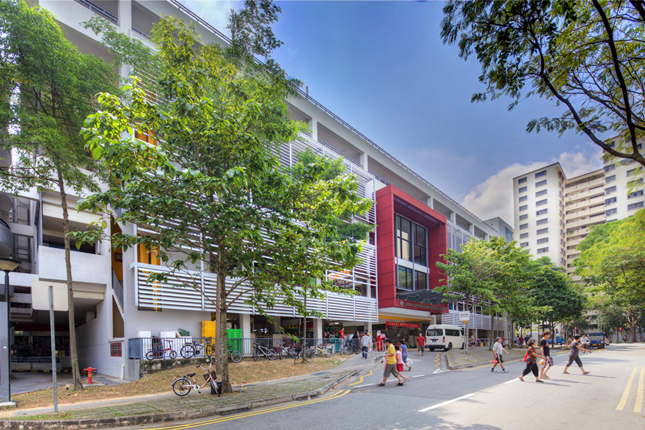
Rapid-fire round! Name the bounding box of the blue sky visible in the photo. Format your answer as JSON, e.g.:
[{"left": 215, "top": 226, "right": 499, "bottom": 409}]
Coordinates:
[{"left": 182, "top": 1, "right": 605, "bottom": 225}]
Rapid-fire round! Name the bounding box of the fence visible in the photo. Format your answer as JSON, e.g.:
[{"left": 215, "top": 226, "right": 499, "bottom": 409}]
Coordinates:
[{"left": 128, "top": 337, "right": 374, "bottom": 360}]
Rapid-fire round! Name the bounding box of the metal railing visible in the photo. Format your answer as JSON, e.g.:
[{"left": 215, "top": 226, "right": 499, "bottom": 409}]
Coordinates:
[
  {"left": 131, "top": 27, "right": 149, "bottom": 39},
  {"left": 112, "top": 270, "right": 124, "bottom": 313},
  {"left": 317, "top": 138, "right": 363, "bottom": 168},
  {"left": 75, "top": 0, "right": 118, "bottom": 24}
]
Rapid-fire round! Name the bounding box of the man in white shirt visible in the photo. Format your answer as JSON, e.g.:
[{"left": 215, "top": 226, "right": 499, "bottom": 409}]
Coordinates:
[
  {"left": 360, "top": 331, "right": 372, "bottom": 359},
  {"left": 491, "top": 337, "right": 509, "bottom": 373}
]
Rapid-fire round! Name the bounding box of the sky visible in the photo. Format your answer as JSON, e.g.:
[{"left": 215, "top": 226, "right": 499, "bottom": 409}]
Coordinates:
[{"left": 181, "top": 0, "right": 605, "bottom": 226}]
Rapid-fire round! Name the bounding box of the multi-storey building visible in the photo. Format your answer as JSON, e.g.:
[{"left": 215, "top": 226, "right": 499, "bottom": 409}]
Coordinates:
[
  {"left": 3, "top": 0, "right": 508, "bottom": 380},
  {"left": 603, "top": 141, "right": 645, "bottom": 222},
  {"left": 513, "top": 164, "right": 567, "bottom": 267}
]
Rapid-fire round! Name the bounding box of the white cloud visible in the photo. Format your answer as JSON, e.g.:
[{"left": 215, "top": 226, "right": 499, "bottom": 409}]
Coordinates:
[
  {"left": 461, "top": 148, "right": 604, "bottom": 227},
  {"left": 178, "top": 1, "right": 243, "bottom": 36}
]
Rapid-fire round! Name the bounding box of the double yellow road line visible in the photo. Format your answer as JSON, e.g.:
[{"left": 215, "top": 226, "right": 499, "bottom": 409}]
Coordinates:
[
  {"left": 616, "top": 366, "right": 644, "bottom": 413},
  {"left": 145, "top": 389, "right": 351, "bottom": 430}
]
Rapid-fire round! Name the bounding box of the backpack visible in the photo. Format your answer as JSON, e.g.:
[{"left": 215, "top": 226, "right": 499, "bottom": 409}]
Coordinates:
[{"left": 523, "top": 350, "right": 529, "bottom": 362}]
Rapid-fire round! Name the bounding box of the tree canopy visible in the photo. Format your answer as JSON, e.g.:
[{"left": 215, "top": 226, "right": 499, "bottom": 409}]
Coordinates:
[
  {"left": 574, "top": 208, "right": 645, "bottom": 341},
  {"left": 441, "top": 0, "right": 645, "bottom": 167}
]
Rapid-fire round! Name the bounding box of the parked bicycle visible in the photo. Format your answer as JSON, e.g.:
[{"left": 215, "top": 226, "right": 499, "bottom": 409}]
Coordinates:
[
  {"left": 313, "top": 342, "right": 332, "bottom": 358},
  {"left": 253, "top": 343, "right": 277, "bottom": 361},
  {"left": 172, "top": 361, "right": 220, "bottom": 397},
  {"left": 293, "top": 343, "right": 310, "bottom": 365},
  {"left": 276, "top": 342, "right": 294, "bottom": 360},
  {"left": 214, "top": 346, "right": 243, "bottom": 364},
  {"left": 180, "top": 338, "right": 214, "bottom": 359},
  {"left": 146, "top": 340, "right": 177, "bottom": 360},
  {"left": 342, "top": 338, "right": 361, "bottom": 355}
]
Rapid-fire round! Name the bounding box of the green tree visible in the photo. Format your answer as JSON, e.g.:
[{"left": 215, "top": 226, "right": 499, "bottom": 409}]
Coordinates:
[
  {"left": 78, "top": 16, "right": 371, "bottom": 392},
  {"left": 574, "top": 209, "right": 645, "bottom": 342},
  {"left": 527, "top": 257, "right": 586, "bottom": 341},
  {"left": 0, "top": 0, "right": 120, "bottom": 390},
  {"left": 441, "top": 0, "right": 645, "bottom": 168}
]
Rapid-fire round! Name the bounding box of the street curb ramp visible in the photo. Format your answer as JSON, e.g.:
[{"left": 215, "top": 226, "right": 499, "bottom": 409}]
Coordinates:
[{"left": 1, "top": 369, "right": 359, "bottom": 430}]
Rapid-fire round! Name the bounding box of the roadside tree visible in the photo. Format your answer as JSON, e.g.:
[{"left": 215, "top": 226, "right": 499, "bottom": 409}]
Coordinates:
[{"left": 0, "top": 0, "right": 120, "bottom": 390}]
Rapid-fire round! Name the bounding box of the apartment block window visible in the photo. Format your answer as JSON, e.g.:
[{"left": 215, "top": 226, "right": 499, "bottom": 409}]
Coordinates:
[
  {"left": 536, "top": 218, "right": 548, "bottom": 226},
  {"left": 536, "top": 180, "right": 547, "bottom": 187},
  {"left": 604, "top": 164, "right": 615, "bottom": 173},
  {"left": 536, "top": 199, "right": 547, "bottom": 206},
  {"left": 520, "top": 205, "right": 528, "bottom": 212},
  {"left": 519, "top": 195, "right": 528, "bottom": 202},
  {"left": 536, "top": 208, "right": 548, "bottom": 216},
  {"left": 537, "top": 228, "right": 548, "bottom": 235},
  {"left": 605, "top": 208, "right": 617, "bottom": 217},
  {"left": 628, "top": 201, "right": 644, "bottom": 210},
  {"left": 414, "top": 224, "right": 427, "bottom": 265},
  {"left": 396, "top": 215, "right": 412, "bottom": 262},
  {"left": 605, "top": 197, "right": 617, "bottom": 205},
  {"left": 535, "top": 170, "right": 547, "bottom": 178},
  {"left": 520, "top": 223, "right": 528, "bottom": 230},
  {"left": 519, "top": 214, "right": 528, "bottom": 221},
  {"left": 605, "top": 185, "right": 617, "bottom": 195},
  {"left": 520, "top": 232, "right": 529, "bottom": 239},
  {"left": 605, "top": 175, "right": 616, "bottom": 184},
  {"left": 627, "top": 168, "right": 639, "bottom": 177},
  {"left": 415, "top": 270, "right": 428, "bottom": 291},
  {"left": 519, "top": 186, "right": 528, "bottom": 193},
  {"left": 518, "top": 177, "right": 527, "bottom": 184},
  {"left": 628, "top": 190, "right": 644, "bottom": 199},
  {"left": 537, "top": 247, "right": 549, "bottom": 254},
  {"left": 537, "top": 237, "right": 549, "bottom": 245},
  {"left": 520, "top": 242, "right": 529, "bottom": 247},
  {"left": 110, "top": 342, "right": 122, "bottom": 357},
  {"left": 628, "top": 178, "right": 644, "bottom": 188},
  {"left": 536, "top": 190, "right": 547, "bottom": 197}
]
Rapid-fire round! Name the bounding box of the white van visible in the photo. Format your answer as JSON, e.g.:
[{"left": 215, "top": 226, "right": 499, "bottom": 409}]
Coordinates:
[{"left": 425, "top": 324, "right": 464, "bottom": 351}]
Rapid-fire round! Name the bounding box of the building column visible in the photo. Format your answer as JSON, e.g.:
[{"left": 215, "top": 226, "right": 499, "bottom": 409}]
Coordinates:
[
  {"left": 313, "top": 318, "right": 323, "bottom": 340},
  {"left": 240, "top": 313, "right": 251, "bottom": 355},
  {"left": 310, "top": 120, "right": 318, "bottom": 142},
  {"left": 360, "top": 152, "right": 369, "bottom": 171},
  {"left": 427, "top": 196, "right": 433, "bottom": 209},
  {"left": 118, "top": 0, "right": 132, "bottom": 33},
  {"left": 272, "top": 316, "right": 281, "bottom": 335}
]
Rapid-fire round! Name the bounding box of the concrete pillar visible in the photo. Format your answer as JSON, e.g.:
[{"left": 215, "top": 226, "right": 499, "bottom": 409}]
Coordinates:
[
  {"left": 313, "top": 318, "right": 323, "bottom": 340},
  {"left": 360, "top": 152, "right": 369, "bottom": 171},
  {"left": 426, "top": 196, "right": 433, "bottom": 209},
  {"left": 272, "top": 316, "right": 281, "bottom": 335},
  {"left": 310, "top": 120, "right": 318, "bottom": 142},
  {"left": 118, "top": 0, "right": 132, "bottom": 33},
  {"left": 240, "top": 313, "right": 251, "bottom": 355}
]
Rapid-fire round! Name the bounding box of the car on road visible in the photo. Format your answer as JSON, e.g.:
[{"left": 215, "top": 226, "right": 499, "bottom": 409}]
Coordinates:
[
  {"left": 546, "top": 336, "right": 565, "bottom": 346},
  {"left": 425, "top": 324, "right": 464, "bottom": 352}
]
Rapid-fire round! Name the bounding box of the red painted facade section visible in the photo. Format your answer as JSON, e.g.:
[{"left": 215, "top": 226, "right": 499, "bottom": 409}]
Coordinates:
[{"left": 375, "top": 185, "right": 449, "bottom": 314}]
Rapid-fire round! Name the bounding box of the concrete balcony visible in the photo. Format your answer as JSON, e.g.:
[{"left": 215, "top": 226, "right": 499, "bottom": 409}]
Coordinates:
[
  {"left": 566, "top": 205, "right": 605, "bottom": 221},
  {"left": 565, "top": 195, "right": 604, "bottom": 210},
  {"left": 565, "top": 177, "right": 604, "bottom": 193},
  {"left": 38, "top": 245, "right": 109, "bottom": 286},
  {"left": 566, "top": 236, "right": 586, "bottom": 247}
]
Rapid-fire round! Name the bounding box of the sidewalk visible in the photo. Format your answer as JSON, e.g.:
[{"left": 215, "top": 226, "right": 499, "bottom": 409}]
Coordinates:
[{"left": 1, "top": 364, "right": 362, "bottom": 429}]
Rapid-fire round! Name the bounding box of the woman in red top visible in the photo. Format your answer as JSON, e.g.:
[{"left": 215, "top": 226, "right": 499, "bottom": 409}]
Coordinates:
[{"left": 519, "top": 339, "right": 545, "bottom": 383}]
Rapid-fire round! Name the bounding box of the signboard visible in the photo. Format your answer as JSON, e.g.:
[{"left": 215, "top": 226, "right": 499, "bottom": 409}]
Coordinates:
[
  {"left": 31, "top": 281, "right": 68, "bottom": 311},
  {"left": 397, "top": 299, "right": 448, "bottom": 314},
  {"left": 386, "top": 321, "right": 420, "bottom": 329},
  {"left": 459, "top": 312, "right": 470, "bottom": 324}
]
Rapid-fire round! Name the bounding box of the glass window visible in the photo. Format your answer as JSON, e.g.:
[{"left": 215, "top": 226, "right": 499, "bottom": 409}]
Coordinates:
[
  {"left": 535, "top": 170, "right": 547, "bottom": 178},
  {"left": 537, "top": 247, "right": 549, "bottom": 254},
  {"left": 536, "top": 218, "right": 548, "bottom": 225},
  {"left": 536, "top": 189, "right": 547, "bottom": 197},
  {"left": 605, "top": 208, "right": 617, "bottom": 217},
  {"left": 627, "top": 168, "right": 639, "bottom": 177},
  {"left": 518, "top": 177, "right": 527, "bottom": 184},
  {"left": 537, "top": 237, "right": 548, "bottom": 244},
  {"left": 519, "top": 186, "right": 527, "bottom": 193},
  {"left": 628, "top": 190, "right": 644, "bottom": 199},
  {"left": 604, "top": 164, "right": 615, "bottom": 172},
  {"left": 536, "top": 199, "right": 547, "bottom": 206},
  {"left": 520, "top": 242, "right": 529, "bottom": 247},
  {"left": 397, "top": 266, "right": 413, "bottom": 290},
  {"left": 536, "top": 179, "right": 547, "bottom": 187},
  {"left": 537, "top": 228, "right": 548, "bottom": 235},
  {"left": 520, "top": 223, "right": 528, "bottom": 230},
  {"left": 396, "top": 215, "right": 412, "bottom": 261},
  {"left": 520, "top": 232, "right": 528, "bottom": 239},
  {"left": 519, "top": 214, "right": 528, "bottom": 221},
  {"left": 628, "top": 201, "right": 644, "bottom": 210},
  {"left": 520, "top": 205, "right": 528, "bottom": 211},
  {"left": 605, "top": 197, "right": 617, "bottom": 205},
  {"left": 415, "top": 271, "right": 427, "bottom": 291},
  {"left": 605, "top": 185, "right": 617, "bottom": 195},
  {"left": 414, "top": 224, "right": 427, "bottom": 265},
  {"left": 536, "top": 209, "right": 548, "bottom": 216},
  {"left": 519, "top": 195, "right": 528, "bottom": 202},
  {"left": 605, "top": 175, "right": 616, "bottom": 183}
]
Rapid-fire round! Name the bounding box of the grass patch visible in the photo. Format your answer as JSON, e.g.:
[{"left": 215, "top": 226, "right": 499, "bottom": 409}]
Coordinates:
[{"left": 12, "top": 355, "right": 348, "bottom": 411}]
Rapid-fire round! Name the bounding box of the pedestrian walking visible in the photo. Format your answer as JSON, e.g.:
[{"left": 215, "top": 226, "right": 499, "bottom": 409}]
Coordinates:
[
  {"left": 563, "top": 334, "right": 591, "bottom": 375},
  {"left": 379, "top": 339, "right": 406, "bottom": 386},
  {"left": 395, "top": 346, "right": 404, "bottom": 373},
  {"left": 400, "top": 341, "right": 411, "bottom": 371},
  {"left": 339, "top": 327, "right": 346, "bottom": 350},
  {"left": 581, "top": 334, "right": 590, "bottom": 353},
  {"left": 417, "top": 332, "right": 425, "bottom": 356},
  {"left": 539, "top": 330, "right": 553, "bottom": 379},
  {"left": 518, "top": 335, "right": 523, "bottom": 347},
  {"left": 360, "top": 330, "right": 372, "bottom": 359},
  {"left": 491, "top": 337, "right": 509, "bottom": 373},
  {"left": 519, "top": 339, "right": 544, "bottom": 382},
  {"left": 376, "top": 330, "right": 382, "bottom": 351}
]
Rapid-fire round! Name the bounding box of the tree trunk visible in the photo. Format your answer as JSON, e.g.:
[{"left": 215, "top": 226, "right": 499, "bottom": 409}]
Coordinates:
[
  {"left": 216, "top": 268, "right": 231, "bottom": 393},
  {"left": 214, "top": 257, "right": 222, "bottom": 375},
  {"left": 58, "top": 171, "right": 83, "bottom": 391}
]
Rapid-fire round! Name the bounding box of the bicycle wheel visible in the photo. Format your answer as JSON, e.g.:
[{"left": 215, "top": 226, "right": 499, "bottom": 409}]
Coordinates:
[
  {"left": 294, "top": 352, "right": 299, "bottom": 365},
  {"left": 313, "top": 348, "right": 321, "bottom": 358},
  {"left": 169, "top": 350, "right": 177, "bottom": 360},
  {"left": 229, "top": 350, "right": 242, "bottom": 363},
  {"left": 146, "top": 350, "right": 156, "bottom": 361},
  {"left": 172, "top": 377, "right": 191, "bottom": 396},
  {"left": 253, "top": 349, "right": 261, "bottom": 362},
  {"left": 181, "top": 344, "right": 195, "bottom": 359},
  {"left": 268, "top": 349, "right": 278, "bottom": 360},
  {"left": 343, "top": 344, "right": 352, "bottom": 355},
  {"left": 324, "top": 348, "right": 332, "bottom": 358}
]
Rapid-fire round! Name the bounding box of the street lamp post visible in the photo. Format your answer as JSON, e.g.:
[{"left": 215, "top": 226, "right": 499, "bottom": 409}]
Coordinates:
[{"left": 0, "top": 257, "right": 21, "bottom": 405}]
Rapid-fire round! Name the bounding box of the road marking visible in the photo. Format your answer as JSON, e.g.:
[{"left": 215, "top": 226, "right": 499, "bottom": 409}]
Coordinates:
[
  {"left": 616, "top": 367, "right": 639, "bottom": 411},
  {"left": 413, "top": 374, "right": 425, "bottom": 378},
  {"left": 433, "top": 368, "right": 447, "bottom": 374},
  {"left": 349, "top": 368, "right": 374, "bottom": 386},
  {"left": 504, "top": 378, "right": 519, "bottom": 385},
  {"left": 418, "top": 394, "right": 475, "bottom": 412},
  {"left": 634, "top": 367, "right": 645, "bottom": 413},
  {"left": 144, "top": 389, "right": 351, "bottom": 430},
  {"left": 354, "top": 384, "right": 373, "bottom": 388}
]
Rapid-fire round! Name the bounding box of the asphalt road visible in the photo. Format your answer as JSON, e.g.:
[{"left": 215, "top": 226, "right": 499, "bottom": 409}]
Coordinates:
[{"left": 137, "top": 344, "right": 645, "bottom": 430}]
